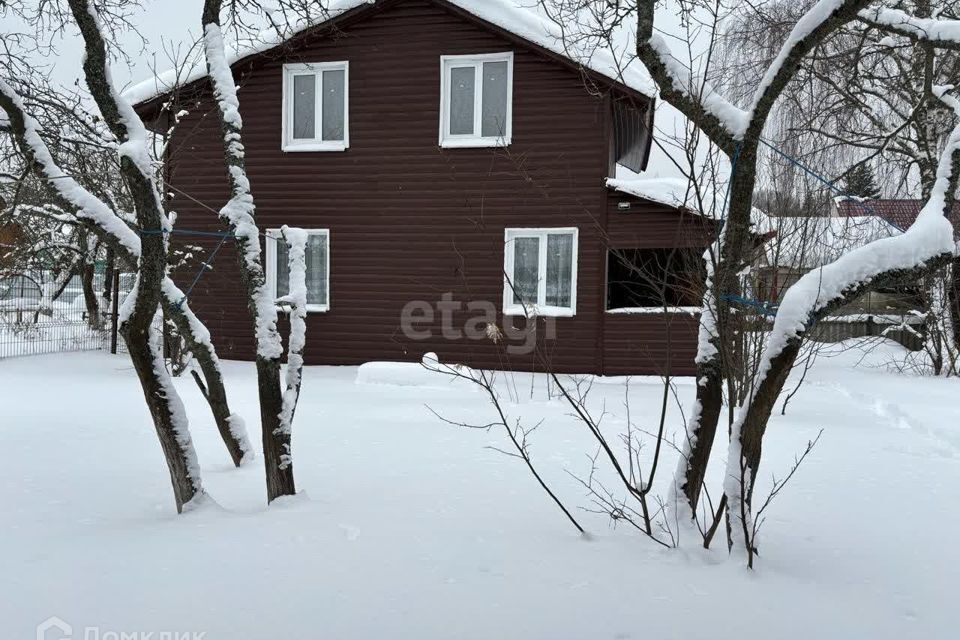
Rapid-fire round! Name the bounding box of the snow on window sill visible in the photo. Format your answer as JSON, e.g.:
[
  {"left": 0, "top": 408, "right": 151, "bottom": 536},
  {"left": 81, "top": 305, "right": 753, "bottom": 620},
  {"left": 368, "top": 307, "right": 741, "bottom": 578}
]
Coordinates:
[
  {"left": 606, "top": 306, "right": 700, "bottom": 315},
  {"left": 282, "top": 141, "right": 348, "bottom": 153},
  {"left": 440, "top": 137, "right": 511, "bottom": 149},
  {"left": 276, "top": 304, "right": 329, "bottom": 314},
  {"left": 503, "top": 304, "right": 575, "bottom": 318}
]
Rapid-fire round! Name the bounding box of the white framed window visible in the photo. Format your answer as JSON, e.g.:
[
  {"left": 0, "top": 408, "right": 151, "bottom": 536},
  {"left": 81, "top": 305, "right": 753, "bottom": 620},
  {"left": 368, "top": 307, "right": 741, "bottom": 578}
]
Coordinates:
[
  {"left": 266, "top": 228, "right": 330, "bottom": 312},
  {"left": 281, "top": 62, "right": 349, "bottom": 152},
  {"left": 439, "top": 52, "right": 513, "bottom": 148},
  {"left": 503, "top": 228, "right": 578, "bottom": 317}
]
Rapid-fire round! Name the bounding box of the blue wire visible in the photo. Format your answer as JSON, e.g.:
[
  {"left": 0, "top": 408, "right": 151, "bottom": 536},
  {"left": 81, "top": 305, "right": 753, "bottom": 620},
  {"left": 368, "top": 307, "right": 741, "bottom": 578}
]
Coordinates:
[
  {"left": 718, "top": 141, "right": 742, "bottom": 222},
  {"left": 137, "top": 227, "right": 285, "bottom": 309},
  {"left": 175, "top": 231, "right": 231, "bottom": 309},
  {"left": 140, "top": 228, "right": 236, "bottom": 238},
  {"left": 721, "top": 293, "right": 779, "bottom": 317},
  {"left": 757, "top": 138, "right": 904, "bottom": 232}
]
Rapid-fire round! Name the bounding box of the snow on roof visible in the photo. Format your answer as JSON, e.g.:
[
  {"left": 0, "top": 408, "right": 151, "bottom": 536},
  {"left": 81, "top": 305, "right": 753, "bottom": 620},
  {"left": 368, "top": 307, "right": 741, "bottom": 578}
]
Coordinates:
[
  {"left": 122, "top": 0, "right": 655, "bottom": 107},
  {"left": 753, "top": 211, "right": 902, "bottom": 270},
  {"left": 606, "top": 176, "right": 732, "bottom": 219},
  {"left": 607, "top": 177, "right": 696, "bottom": 210},
  {"left": 834, "top": 197, "right": 960, "bottom": 238}
]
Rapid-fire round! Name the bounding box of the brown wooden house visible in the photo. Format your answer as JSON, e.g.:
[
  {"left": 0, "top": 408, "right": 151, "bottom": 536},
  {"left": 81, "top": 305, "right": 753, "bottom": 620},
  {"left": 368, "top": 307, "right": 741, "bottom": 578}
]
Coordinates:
[{"left": 131, "top": 0, "right": 714, "bottom": 375}]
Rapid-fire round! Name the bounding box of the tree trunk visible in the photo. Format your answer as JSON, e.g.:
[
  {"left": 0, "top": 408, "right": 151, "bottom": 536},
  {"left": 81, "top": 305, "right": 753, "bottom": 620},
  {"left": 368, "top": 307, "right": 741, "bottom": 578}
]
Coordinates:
[
  {"left": 950, "top": 257, "right": 960, "bottom": 361},
  {"left": 202, "top": 0, "right": 296, "bottom": 500},
  {"left": 80, "top": 261, "right": 101, "bottom": 329},
  {"left": 122, "top": 318, "right": 203, "bottom": 511},
  {"left": 257, "top": 357, "right": 295, "bottom": 497},
  {"left": 675, "top": 143, "right": 760, "bottom": 517},
  {"left": 67, "top": 0, "right": 205, "bottom": 511},
  {"left": 163, "top": 283, "right": 252, "bottom": 467},
  {"left": 103, "top": 246, "right": 115, "bottom": 303}
]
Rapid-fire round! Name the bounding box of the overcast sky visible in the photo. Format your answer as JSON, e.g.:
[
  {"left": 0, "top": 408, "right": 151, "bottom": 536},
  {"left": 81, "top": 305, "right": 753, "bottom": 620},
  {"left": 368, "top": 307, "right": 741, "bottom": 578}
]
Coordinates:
[{"left": 21, "top": 0, "right": 712, "bottom": 181}]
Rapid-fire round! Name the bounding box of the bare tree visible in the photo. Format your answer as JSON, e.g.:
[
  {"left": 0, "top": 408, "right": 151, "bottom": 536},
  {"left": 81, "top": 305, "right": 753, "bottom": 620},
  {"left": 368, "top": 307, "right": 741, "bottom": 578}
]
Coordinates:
[
  {"left": 0, "top": 0, "right": 256, "bottom": 510},
  {"left": 726, "top": 83, "right": 960, "bottom": 565},
  {"left": 634, "top": 0, "right": 875, "bottom": 525}
]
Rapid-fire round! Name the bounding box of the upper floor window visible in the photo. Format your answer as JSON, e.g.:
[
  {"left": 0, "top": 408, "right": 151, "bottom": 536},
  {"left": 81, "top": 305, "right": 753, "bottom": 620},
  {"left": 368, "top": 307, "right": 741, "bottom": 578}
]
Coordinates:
[
  {"left": 503, "top": 228, "right": 578, "bottom": 317},
  {"left": 282, "top": 62, "right": 348, "bottom": 152},
  {"left": 266, "top": 228, "right": 330, "bottom": 312},
  {"left": 440, "top": 53, "right": 513, "bottom": 148}
]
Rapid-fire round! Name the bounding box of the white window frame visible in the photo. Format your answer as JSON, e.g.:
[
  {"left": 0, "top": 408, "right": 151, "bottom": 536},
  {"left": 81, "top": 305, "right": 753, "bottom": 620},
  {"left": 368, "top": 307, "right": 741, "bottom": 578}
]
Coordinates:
[
  {"left": 266, "top": 228, "right": 331, "bottom": 313},
  {"left": 281, "top": 62, "right": 349, "bottom": 152},
  {"left": 439, "top": 52, "right": 514, "bottom": 148},
  {"left": 503, "top": 227, "right": 578, "bottom": 318}
]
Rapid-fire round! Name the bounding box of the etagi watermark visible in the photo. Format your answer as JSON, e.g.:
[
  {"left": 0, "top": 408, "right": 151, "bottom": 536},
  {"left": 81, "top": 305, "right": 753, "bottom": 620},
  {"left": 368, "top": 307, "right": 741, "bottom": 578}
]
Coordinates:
[
  {"left": 400, "top": 293, "right": 556, "bottom": 356},
  {"left": 37, "top": 616, "right": 206, "bottom": 640}
]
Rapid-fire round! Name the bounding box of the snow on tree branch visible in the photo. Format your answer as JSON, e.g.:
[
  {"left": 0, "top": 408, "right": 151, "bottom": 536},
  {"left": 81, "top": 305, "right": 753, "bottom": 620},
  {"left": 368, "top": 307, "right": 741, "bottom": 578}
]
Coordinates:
[
  {"left": 858, "top": 7, "right": 960, "bottom": 49},
  {"left": 644, "top": 34, "right": 749, "bottom": 138},
  {"left": 277, "top": 226, "right": 308, "bottom": 447},
  {"left": 760, "top": 87, "right": 958, "bottom": 374},
  {"left": 0, "top": 79, "right": 141, "bottom": 256},
  {"left": 746, "top": 0, "right": 872, "bottom": 133},
  {"left": 202, "top": 17, "right": 283, "bottom": 361},
  {"left": 637, "top": 0, "right": 871, "bottom": 144},
  {"left": 202, "top": 22, "right": 243, "bottom": 150},
  {"left": 71, "top": 0, "right": 165, "bottom": 218}
]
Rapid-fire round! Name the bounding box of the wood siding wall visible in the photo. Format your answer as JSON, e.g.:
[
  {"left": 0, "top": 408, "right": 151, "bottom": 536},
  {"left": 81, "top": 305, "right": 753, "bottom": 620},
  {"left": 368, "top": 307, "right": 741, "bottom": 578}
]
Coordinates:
[
  {"left": 164, "top": 0, "right": 707, "bottom": 375},
  {"left": 600, "top": 191, "right": 711, "bottom": 375}
]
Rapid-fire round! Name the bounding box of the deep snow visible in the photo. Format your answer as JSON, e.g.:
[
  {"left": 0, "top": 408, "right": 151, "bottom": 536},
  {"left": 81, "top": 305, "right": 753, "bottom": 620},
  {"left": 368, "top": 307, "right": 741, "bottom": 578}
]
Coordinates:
[{"left": 1, "top": 342, "right": 957, "bottom": 639}]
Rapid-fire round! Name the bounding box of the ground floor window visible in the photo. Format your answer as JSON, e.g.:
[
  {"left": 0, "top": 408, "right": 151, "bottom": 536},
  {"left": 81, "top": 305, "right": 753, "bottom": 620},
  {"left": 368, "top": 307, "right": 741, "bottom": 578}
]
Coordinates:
[
  {"left": 266, "top": 228, "right": 330, "bottom": 312},
  {"left": 606, "top": 248, "right": 703, "bottom": 310},
  {"left": 503, "top": 228, "right": 578, "bottom": 316}
]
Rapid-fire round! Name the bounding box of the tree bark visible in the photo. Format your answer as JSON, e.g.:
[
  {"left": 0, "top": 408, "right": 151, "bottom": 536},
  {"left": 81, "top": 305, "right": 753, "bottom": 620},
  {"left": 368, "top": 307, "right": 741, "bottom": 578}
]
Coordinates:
[
  {"left": 950, "top": 257, "right": 960, "bottom": 356},
  {"left": 80, "top": 260, "right": 101, "bottom": 329},
  {"left": 89, "top": 228, "right": 251, "bottom": 467}
]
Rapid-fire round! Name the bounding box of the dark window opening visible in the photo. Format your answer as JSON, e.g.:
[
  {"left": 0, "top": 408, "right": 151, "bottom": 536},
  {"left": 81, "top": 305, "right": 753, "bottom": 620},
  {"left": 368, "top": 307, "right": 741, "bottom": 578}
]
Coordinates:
[
  {"left": 607, "top": 248, "right": 704, "bottom": 309},
  {"left": 611, "top": 99, "right": 650, "bottom": 174}
]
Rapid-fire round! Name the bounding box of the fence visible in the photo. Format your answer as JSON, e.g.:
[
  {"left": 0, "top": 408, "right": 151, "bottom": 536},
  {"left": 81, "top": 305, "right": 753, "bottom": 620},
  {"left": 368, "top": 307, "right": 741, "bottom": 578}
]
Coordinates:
[
  {"left": 810, "top": 315, "right": 926, "bottom": 351},
  {"left": 0, "top": 271, "right": 132, "bottom": 360}
]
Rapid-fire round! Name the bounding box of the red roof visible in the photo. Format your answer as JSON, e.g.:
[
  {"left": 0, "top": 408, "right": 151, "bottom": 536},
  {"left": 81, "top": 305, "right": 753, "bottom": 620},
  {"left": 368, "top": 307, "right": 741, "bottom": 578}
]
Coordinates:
[{"left": 835, "top": 198, "right": 960, "bottom": 237}]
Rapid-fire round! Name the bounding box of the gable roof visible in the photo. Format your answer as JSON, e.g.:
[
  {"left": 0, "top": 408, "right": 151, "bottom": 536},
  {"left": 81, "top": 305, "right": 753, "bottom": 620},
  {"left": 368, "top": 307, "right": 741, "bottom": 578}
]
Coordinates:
[
  {"left": 123, "top": 0, "right": 655, "bottom": 109},
  {"left": 834, "top": 197, "right": 960, "bottom": 238}
]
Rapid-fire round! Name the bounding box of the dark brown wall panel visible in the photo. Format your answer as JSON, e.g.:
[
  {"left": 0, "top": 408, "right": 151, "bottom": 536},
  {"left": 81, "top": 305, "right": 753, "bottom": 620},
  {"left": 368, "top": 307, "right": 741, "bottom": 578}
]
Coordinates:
[
  {"left": 602, "top": 313, "right": 700, "bottom": 376},
  {"left": 605, "top": 191, "right": 716, "bottom": 249}
]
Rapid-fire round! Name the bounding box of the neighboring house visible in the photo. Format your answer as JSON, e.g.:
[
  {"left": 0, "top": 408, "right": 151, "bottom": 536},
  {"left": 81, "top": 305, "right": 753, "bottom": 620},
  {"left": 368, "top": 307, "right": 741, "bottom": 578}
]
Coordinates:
[
  {"left": 749, "top": 202, "right": 957, "bottom": 350},
  {"left": 130, "top": 0, "right": 715, "bottom": 375},
  {"left": 750, "top": 212, "right": 917, "bottom": 315},
  {"left": 832, "top": 197, "right": 960, "bottom": 315},
  {"left": 833, "top": 197, "right": 960, "bottom": 236}
]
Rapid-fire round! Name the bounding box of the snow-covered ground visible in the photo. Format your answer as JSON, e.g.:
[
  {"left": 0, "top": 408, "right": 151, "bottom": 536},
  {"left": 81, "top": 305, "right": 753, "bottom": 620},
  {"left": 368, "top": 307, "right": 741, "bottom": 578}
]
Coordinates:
[{"left": 1, "top": 342, "right": 957, "bottom": 639}]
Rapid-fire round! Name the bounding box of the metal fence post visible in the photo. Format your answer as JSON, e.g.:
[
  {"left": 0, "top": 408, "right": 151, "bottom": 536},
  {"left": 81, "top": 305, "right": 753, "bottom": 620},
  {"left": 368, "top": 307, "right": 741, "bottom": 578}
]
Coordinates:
[{"left": 110, "top": 269, "right": 120, "bottom": 354}]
